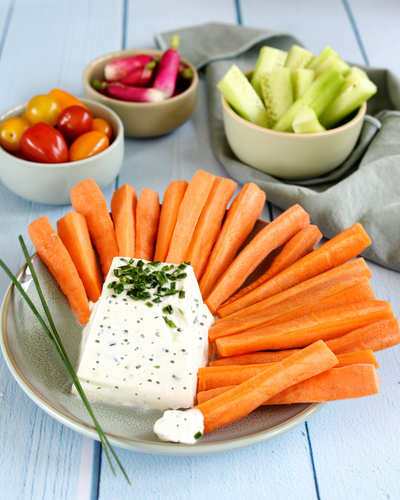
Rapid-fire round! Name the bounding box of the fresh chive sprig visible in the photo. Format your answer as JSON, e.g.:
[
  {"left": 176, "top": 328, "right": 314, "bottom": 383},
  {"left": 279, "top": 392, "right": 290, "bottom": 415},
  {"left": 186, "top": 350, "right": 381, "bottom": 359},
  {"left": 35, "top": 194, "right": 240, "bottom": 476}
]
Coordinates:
[{"left": 0, "top": 237, "right": 130, "bottom": 484}]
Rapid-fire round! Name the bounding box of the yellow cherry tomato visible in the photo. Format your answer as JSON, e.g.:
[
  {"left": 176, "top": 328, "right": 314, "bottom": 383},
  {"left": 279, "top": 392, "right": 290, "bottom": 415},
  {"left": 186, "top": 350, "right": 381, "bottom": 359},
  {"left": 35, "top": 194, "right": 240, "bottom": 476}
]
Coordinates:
[
  {"left": 26, "top": 95, "right": 61, "bottom": 126},
  {"left": 0, "top": 117, "right": 31, "bottom": 152},
  {"left": 69, "top": 131, "right": 109, "bottom": 162},
  {"left": 91, "top": 117, "right": 113, "bottom": 140}
]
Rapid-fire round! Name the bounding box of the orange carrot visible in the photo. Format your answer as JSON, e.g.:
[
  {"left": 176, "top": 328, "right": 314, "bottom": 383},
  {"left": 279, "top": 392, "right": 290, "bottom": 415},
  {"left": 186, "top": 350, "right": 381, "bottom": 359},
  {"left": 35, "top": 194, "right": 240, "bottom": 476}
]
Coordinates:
[
  {"left": 28, "top": 216, "right": 90, "bottom": 324},
  {"left": 134, "top": 189, "right": 160, "bottom": 261},
  {"left": 206, "top": 204, "right": 310, "bottom": 314},
  {"left": 217, "top": 223, "right": 372, "bottom": 315},
  {"left": 211, "top": 258, "right": 373, "bottom": 341},
  {"left": 197, "top": 364, "right": 380, "bottom": 405},
  {"left": 325, "top": 318, "right": 400, "bottom": 354},
  {"left": 57, "top": 211, "right": 102, "bottom": 303},
  {"left": 111, "top": 184, "right": 137, "bottom": 258},
  {"left": 184, "top": 177, "right": 237, "bottom": 280},
  {"left": 199, "top": 350, "right": 378, "bottom": 391},
  {"left": 216, "top": 300, "right": 394, "bottom": 357},
  {"left": 221, "top": 224, "right": 322, "bottom": 310},
  {"left": 210, "top": 350, "right": 300, "bottom": 366},
  {"left": 70, "top": 178, "right": 119, "bottom": 279},
  {"left": 195, "top": 340, "right": 338, "bottom": 434},
  {"left": 154, "top": 180, "right": 188, "bottom": 262},
  {"left": 199, "top": 183, "right": 266, "bottom": 300},
  {"left": 166, "top": 170, "right": 215, "bottom": 264}
]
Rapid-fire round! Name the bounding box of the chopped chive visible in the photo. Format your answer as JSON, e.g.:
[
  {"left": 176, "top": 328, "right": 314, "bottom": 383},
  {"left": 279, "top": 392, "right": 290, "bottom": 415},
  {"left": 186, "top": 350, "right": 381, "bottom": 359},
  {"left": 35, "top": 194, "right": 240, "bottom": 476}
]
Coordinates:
[
  {"left": 162, "top": 305, "right": 173, "bottom": 314},
  {"left": 194, "top": 432, "right": 202, "bottom": 440}
]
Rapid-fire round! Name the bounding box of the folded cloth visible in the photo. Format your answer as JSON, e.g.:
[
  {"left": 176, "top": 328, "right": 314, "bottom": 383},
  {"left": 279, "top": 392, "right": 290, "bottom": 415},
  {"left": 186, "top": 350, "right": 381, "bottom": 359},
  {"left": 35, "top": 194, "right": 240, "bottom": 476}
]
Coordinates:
[{"left": 156, "top": 23, "right": 400, "bottom": 272}]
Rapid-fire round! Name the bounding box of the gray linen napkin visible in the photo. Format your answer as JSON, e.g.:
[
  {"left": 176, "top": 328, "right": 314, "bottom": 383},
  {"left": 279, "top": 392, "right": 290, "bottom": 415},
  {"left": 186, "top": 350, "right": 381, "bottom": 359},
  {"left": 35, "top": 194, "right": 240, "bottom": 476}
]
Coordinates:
[{"left": 156, "top": 23, "right": 400, "bottom": 272}]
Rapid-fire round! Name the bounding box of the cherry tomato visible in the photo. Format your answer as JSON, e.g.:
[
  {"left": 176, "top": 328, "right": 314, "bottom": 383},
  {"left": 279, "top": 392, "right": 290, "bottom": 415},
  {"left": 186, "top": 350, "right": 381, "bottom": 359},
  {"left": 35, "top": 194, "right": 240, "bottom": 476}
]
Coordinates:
[
  {"left": 57, "top": 105, "right": 93, "bottom": 143},
  {"left": 49, "top": 89, "right": 88, "bottom": 111},
  {"left": 69, "top": 131, "right": 109, "bottom": 162},
  {"left": 0, "top": 117, "right": 30, "bottom": 152},
  {"left": 20, "top": 122, "right": 68, "bottom": 163},
  {"left": 26, "top": 95, "right": 61, "bottom": 126},
  {"left": 91, "top": 117, "right": 113, "bottom": 140}
]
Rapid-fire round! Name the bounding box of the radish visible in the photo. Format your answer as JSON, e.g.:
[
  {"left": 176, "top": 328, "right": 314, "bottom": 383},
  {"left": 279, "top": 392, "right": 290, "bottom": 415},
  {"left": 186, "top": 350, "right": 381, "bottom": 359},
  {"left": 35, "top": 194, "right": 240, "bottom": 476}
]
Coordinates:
[
  {"left": 119, "top": 60, "right": 157, "bottom": 86},
  {"left": 104, "top": 54, "right": 153, "bottom": 81},
  {"left": 104, "top": 82, "right": 165, "bottom": 103},
  {"left": 153, "top": 35, "right": 181, "bottom": 98}
]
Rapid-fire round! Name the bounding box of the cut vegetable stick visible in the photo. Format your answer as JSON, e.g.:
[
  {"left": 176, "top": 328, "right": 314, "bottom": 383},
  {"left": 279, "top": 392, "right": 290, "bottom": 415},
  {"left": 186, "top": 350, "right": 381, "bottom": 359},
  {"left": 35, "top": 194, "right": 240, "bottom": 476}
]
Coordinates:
[
  {"left": 184, "top": 177, "right": 237, "bottom": 280},
  {"left": 220, "top": 224, "right": 322, "bottom": 312},
  {"left": 28, "top": 216, "right": 90, "bottom": 324},
  {"left": 209, "top": 258, "right": 373, "bottom": 341},
  {"left": 154, "top": 180, "right": 188, "bottom": 262},
  {"left": 195, "top": 340, "right": 338, "bottom": 434},
  {"left": 134, "top": 189, "right": 160, "bottom": 261},
  {"left": 111, "top": 184, "right": 137, "bottom": 258},
  {"left": 199, "top": 350, "right": 378, "bottom": 391},
  {"left": 197, "top": 364, "right": 380, "bottom": 405},
  {"left": 210, "top": 350, "right": 300, "bottom": 367},
  {"left": 325, "top": 318, "right": 400, "bottom": 354},
  {"left": 206, "top": 205, "right": 310, "bottom": 314},
  {"left": 70, "top": 178, "right": 119, "bottom": 279},
  {"left": 218, "top": 223, "right": 371, "bottom": 314},
  {"left": 199, "top": 183, "right": 266, "bottom": 299},
  {"left": 57, "top": 211, "right": 102, "bottom": 303},
  {"left": 216, "top": 300, "right": 394, "bottom": 357}
]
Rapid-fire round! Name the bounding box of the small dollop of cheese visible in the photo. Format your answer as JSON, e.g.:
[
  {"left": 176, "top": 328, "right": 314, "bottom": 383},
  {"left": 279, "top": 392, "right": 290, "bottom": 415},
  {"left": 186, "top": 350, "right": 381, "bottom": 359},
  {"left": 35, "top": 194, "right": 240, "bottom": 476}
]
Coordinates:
[{"left": 153, "top": 408, "right": 204, "bottom": 444}]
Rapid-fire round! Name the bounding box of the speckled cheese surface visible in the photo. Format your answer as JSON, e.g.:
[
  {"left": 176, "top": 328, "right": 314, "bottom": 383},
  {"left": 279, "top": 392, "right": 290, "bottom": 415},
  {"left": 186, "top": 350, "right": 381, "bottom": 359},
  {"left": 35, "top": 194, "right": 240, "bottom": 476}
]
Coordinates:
[{"left": 73, "top": 257, "right": 213, "bottom": 410}]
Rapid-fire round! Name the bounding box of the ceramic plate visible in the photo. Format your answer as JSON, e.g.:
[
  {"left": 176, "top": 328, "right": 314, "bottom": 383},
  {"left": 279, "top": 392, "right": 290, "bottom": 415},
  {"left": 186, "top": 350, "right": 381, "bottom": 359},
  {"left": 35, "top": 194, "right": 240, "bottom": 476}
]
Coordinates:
[{"left": 0, "top": 223, "right": 325, "bottom": 456}]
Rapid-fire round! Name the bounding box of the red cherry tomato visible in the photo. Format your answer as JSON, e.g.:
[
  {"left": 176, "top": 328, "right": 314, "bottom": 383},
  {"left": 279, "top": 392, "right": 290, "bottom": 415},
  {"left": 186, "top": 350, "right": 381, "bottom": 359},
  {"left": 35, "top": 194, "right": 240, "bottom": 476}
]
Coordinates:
[
  {"left": 69, "top": 131, "right": 109, "bottom": 162},
  {"left": 91, "top": 118, "right": 113, "bottom": 140},
  {"left": 57, "top": 105, "right": 93, "bottom": 143},
  {"left": 20, "top": 122, "right": 68, "bottom": 163}
]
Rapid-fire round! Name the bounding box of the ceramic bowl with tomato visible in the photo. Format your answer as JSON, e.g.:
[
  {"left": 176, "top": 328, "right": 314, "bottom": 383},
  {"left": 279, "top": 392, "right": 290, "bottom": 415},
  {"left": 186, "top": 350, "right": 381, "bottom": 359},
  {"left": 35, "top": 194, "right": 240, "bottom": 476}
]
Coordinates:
[
  {"left": 0, "top": 99, "right": 123, "bottom": 205},
  {"left": 82, "top": 49, "right": 198, "bottom": 138}
]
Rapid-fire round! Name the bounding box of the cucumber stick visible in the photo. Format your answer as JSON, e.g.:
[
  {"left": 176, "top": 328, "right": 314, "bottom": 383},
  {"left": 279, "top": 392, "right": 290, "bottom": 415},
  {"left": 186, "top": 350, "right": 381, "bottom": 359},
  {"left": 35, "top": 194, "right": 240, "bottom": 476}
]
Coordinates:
[
  {"left": 272, "top": 66, "right": 345, "bottom": 132},
  {"left": 218, "top": 65, "right": 269, "bottom": 127},
  {"left": 285, "top": 45, "right": 314, "bottom": 69},
  {"left": 293, "top": 106, "right": 326, "bottom": 133},
  {"left": 314, "top": 55, "right": 350, "bottom": 78},
  {"left": 260, "top": 69, "right": 293, "bottom": 127},
  {"left": 250, "top": 46, "right": 288, "bottom": 98},
  {"left": 291, "top": 69, "right": 315, "bottom": 100},
  {"left": 308, "top": 46, "right": 339, "bottom": 70}
]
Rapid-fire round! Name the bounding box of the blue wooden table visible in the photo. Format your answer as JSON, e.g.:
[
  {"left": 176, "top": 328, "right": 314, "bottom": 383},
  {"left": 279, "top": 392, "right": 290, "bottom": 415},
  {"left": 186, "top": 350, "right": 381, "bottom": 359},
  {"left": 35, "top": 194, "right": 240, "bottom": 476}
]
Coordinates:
[{"left": 0, "top": 1, "right": 399, "bottom": 499}]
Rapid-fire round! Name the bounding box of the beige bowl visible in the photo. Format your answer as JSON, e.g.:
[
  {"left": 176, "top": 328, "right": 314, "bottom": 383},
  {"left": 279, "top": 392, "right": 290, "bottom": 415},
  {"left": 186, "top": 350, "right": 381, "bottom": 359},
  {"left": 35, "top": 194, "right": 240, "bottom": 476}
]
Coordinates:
[
  {"left": 221, "top": 94, "right": 366, "bottom": 180},
  {"left": 83, "top": 49, "right": 198, "bottom": 138}
]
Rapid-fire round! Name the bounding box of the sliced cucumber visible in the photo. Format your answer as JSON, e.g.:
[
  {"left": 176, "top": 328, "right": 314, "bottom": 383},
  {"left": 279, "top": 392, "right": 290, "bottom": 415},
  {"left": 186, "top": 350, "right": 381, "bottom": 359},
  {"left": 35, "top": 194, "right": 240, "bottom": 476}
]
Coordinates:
[
  {"left": 250, "top": 46, "right": 288, "bottom": 98},
  {"left": 285, "top": 44, "right": 314, "bottom": 69},
  {"left": 307, "top": 46, "right": 339, "bottom": 70},
  {"left": 293, "top": 105, "right": 326, "bottom": 133},
  {"left": 341, "top": 66, "right": 369, "bottom": 91},
  {"left": 260, "top": 69, "right": 293, "bottom": 127},
  {"left": 314, "top": 55, "right": 350, "bottom": 78},
  {"left": 218, "top": 64, "right": 269, "bottom": 128},
  {"left": 291, "top": 69, "right": 315, "bottom": 100},
  {"left": 273, "top": 66, "right": 345, "bottom": 132},
  {"left": 319, "top": 76, "right": 377, "bottom": 129}
]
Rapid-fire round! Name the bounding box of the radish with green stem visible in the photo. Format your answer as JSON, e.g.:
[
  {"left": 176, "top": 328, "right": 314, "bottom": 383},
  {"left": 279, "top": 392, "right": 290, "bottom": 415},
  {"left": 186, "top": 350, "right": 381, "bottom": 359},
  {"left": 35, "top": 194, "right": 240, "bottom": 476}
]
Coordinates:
[
  {"left": 153, "top": 35, "right": 181, "bottom": 98},
  {"left": 119, "top": 60, "right": 157, "bottom": 86},
  {"left": 100, "top": 82, "right": 164, "bottom": 102},
  {"left": 105, "top": 54, "right": 153, "bottom": 81}
]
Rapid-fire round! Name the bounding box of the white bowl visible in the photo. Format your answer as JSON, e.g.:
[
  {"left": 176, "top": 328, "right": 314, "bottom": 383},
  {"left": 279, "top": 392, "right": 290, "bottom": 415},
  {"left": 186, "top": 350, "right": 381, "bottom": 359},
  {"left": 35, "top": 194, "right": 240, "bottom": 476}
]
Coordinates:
[
  {"left": 221, "top": 95, "right": 366, "bottom": 180},
  {"left": 0, "top": 99, "right": 124, "bottom": 205}
]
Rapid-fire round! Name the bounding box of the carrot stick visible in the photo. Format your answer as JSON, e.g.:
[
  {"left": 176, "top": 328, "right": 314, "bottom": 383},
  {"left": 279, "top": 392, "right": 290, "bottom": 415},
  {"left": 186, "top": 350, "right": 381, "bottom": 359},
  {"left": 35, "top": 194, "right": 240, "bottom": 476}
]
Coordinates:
[
  {"left": 199, "top": 350, "right": 378, "bottom": 391},
  {"left": 199, "top": 183, "right": 266, "bottom": 300},
  {"left": 206, "top": 204, "right": 310, "bottom": 314},
  {"left": 325, "top": 318, "right": 400, "bottom": 354},
  {"left": 184, "top": 177, "right": 237, "bottom": 280},
  {"left": 111, "top": 184, "right": 137, "bottom": 258},
  {"left": 221, "top": 224, "right": 322, "bottom": 310},
  {"left": 197, "top": 364, "right": 380, "bottom": 405},
  {"left": 210, "top": 350, "right": 300, "bottom": 366},
  {"left": 216, "top": 300, "right": 394, "bottom": 357},
  {"left": 195, "top": 340, "right": 338, "bottom": 434},
  {"left": 166, "top": 170, "right": 215, "bottom": 264},
  {"left": 217, "top": 223, "right": 371, "bottom": 315},
  {"left": 70, "top": 178, "right": 119, "bottom": 279},
  {"left": 210, "top": 258, "right": 373, "bottom": 341},
  {"left": 57, "top": 211, "right": 102, "bottom": 303},
  {"left": 134, "top": 189, "right": 160, "bottom": 261},
  {"left": 28, "top": 216, "right": 90, "bottom": 324},
  {"left": 154, "top": 180, "right": 188, "bottom": 262}
]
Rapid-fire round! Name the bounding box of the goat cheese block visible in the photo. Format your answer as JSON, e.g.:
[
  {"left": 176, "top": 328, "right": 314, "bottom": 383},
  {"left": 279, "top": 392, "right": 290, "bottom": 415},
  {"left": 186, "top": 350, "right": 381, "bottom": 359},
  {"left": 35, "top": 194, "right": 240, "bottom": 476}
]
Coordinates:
[{"left": 73, "top": 257, "right": 213, "bottom": 410}]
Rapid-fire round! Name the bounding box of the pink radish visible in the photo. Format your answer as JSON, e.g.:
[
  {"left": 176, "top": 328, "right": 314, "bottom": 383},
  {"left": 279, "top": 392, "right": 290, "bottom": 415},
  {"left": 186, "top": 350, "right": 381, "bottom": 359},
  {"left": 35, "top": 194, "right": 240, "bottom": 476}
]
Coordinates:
[
  {"left": 104, "top": 54, "right": 153, "bottom": 81},
  {"left": 104, "top": 82, "right": 164, "bottom": 103},
  {"left": 152, "top": 35, "right": 180, "bottom": 98},
  {"left": 119, "top": 60, "right": 157, "bottom": 86}
]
